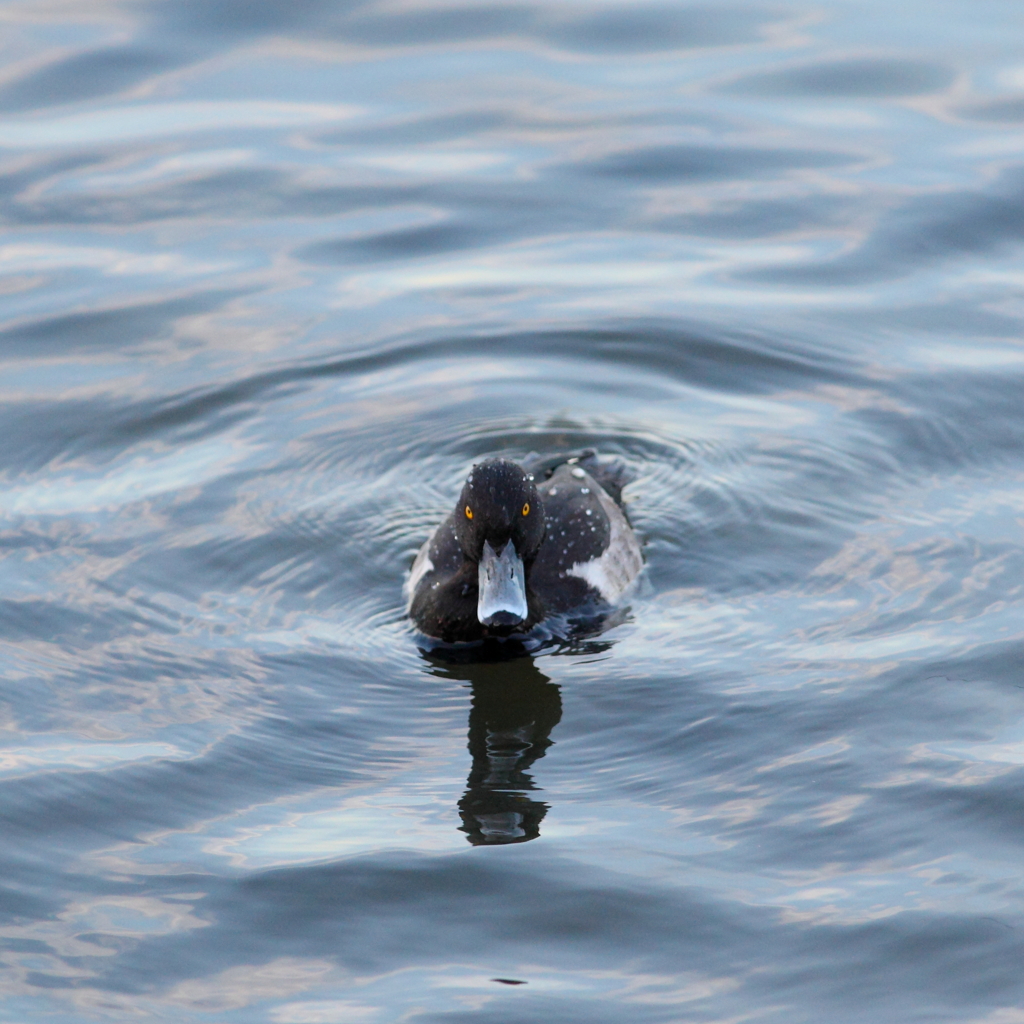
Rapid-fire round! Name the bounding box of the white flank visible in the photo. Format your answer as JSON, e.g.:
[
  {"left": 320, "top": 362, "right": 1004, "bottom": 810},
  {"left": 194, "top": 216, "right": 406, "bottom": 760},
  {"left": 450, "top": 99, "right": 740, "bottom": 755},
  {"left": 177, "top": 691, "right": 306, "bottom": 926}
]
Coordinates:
[
  {"left": 404, "top": 536, "right": 435, "bottom": 607},
  {"left": 567, "top": 476, "right": 642, "bottom": 603}
]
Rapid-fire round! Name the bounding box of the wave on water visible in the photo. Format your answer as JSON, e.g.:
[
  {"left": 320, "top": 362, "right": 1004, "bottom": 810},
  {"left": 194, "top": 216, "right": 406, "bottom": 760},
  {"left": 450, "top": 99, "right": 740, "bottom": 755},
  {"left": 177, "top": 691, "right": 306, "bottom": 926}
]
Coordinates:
[{"left": 3, "top": 0, "right": 1024, "bottom": 1021}]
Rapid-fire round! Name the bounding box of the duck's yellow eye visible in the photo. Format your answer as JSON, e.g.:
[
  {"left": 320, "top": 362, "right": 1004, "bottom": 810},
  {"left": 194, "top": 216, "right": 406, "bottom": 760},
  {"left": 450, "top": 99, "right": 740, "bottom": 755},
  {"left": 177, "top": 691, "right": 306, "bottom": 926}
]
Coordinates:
[
  {"left": 465, "top": 505, "right": 473, "bottom": 520},
  {"left": 522, "top": 502, "right": 530, "bottom": 516}
]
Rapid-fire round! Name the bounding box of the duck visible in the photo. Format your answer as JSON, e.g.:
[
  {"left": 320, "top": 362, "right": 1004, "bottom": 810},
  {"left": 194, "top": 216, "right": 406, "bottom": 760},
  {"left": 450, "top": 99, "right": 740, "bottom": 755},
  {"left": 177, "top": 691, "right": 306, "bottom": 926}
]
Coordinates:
[{"left": 406, "top": 451, "right": 642, "bottom": 643}]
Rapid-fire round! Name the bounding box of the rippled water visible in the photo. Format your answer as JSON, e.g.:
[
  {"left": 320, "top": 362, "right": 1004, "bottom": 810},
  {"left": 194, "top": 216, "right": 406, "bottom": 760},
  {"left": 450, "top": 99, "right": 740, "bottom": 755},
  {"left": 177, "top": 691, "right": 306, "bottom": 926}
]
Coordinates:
[{"left": 3, "top": 0, "right": 1024, "bottom": 1020}]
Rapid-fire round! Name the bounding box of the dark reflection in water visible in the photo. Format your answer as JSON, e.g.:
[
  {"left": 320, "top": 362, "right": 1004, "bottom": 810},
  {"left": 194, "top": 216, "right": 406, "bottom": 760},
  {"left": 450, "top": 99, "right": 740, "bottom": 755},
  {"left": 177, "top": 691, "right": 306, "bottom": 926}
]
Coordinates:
[
  {"left": 721, "top": 57, "right": 956, "bottom": 98},
  {"left": 426, "top": 651, "right": 562, "bottom": 845}
]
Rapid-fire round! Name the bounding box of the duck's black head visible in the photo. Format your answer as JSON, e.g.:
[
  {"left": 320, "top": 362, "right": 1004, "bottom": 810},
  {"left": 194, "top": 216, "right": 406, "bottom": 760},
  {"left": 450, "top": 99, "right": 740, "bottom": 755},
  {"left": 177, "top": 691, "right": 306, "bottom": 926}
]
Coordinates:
[
  {"left": 453, "top": 459, "right": 545, "bottom": 630},
  {"left": 455, "top": 459, "right": 545, "bottom": 563}
]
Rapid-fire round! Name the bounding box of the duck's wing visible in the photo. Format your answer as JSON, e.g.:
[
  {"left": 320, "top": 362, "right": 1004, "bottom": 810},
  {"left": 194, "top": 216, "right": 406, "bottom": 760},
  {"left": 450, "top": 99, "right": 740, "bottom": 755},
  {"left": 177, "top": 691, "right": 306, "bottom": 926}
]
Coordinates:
[
  {"left": 522, "top": 449, "right": 632, "bottom": 509},
  {"left": 530, "top": 464, "right": 642, "bottom": 614},
  {"left": 576, "top": 452, "right": 632, "bottom": 509}
]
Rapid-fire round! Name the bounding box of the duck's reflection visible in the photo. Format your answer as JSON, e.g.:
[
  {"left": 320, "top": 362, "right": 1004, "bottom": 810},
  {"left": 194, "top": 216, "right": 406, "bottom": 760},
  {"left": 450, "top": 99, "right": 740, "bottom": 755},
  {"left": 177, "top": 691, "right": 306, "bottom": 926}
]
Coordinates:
[{"left": 424, "top": 652, "right": 561, "bottom": 845}]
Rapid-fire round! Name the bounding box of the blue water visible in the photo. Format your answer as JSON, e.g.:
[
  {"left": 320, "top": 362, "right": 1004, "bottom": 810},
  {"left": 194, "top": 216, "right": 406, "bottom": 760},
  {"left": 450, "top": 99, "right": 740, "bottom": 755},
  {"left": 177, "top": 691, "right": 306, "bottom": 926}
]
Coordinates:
[{"left": 3, "top": 1, "right": 1024, "bottom": 1020}]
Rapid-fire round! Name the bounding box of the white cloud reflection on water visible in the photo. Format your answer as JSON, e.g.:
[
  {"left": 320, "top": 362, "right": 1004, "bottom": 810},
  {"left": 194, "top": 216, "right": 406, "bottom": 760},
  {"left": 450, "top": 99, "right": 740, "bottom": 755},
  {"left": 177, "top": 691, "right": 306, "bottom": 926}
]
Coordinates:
[
  {"left": 0, "top": 242, "right": 235, "bottom": 277},
  {"left": 0, "top": 102, "right": 359, "bottom": 149},
  {"left": 0, "top": 740, "right": 184, "bottom": 777},
  {"left": 0, "top": 438, "right": 251, "bottom": 513}
]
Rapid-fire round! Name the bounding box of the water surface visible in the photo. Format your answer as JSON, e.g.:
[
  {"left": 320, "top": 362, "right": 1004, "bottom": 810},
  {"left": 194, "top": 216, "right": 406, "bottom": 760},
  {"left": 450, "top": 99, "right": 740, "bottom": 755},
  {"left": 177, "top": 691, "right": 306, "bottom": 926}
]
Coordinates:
[{"left": 3, "top": 0, "right": 1024, "bottom": 1021}]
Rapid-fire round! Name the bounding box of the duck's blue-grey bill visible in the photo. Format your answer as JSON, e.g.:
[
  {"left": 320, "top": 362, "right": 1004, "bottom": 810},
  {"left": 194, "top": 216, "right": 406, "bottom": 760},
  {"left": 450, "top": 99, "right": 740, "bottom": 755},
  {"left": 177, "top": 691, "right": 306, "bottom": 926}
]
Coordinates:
[{"left": 477, "top": 540, "right": 527, "bottom": 627}]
